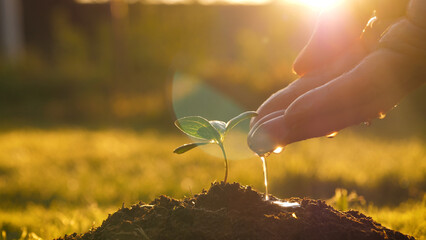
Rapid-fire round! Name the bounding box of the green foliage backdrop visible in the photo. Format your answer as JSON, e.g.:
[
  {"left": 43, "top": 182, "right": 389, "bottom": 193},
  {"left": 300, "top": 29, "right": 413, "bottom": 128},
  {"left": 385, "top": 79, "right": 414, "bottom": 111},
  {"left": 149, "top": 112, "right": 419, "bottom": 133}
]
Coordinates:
[{"left": 1, "top": 2, "right": 317, "bottom": 126}]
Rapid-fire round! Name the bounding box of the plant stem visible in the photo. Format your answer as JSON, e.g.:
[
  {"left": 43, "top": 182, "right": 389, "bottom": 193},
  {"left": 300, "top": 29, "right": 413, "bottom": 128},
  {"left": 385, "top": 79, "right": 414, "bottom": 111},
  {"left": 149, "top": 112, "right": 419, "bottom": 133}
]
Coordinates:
[{"left": 219, "top": 144, "right": 228, "bottom": 183}]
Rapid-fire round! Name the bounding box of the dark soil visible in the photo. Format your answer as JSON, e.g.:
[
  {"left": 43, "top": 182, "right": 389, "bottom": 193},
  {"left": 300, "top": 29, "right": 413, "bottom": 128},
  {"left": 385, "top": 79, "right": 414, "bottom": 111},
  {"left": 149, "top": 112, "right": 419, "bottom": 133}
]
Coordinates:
[{"left": 57, "top": 182, "right": 415, "bottom": 240}]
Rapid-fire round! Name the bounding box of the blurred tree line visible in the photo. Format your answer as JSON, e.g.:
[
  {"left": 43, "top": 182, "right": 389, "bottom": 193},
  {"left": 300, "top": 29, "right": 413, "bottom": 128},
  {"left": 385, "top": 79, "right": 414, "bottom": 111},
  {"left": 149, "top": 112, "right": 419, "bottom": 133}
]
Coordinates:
[
  {"left": 0, "top": 0, "right": 320, "bottom": 128},
  {"left": 0, "top": 0, "right": 423, "bottom": 130}
]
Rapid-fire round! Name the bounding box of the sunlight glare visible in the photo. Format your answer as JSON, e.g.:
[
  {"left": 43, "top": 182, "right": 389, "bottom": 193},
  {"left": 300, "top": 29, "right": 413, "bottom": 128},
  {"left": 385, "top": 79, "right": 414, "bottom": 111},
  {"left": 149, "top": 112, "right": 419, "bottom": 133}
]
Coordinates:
[
  {"left": 326, "top": 131, "right": 338, "bottom": 138},
  {"left": 286, "top": 0, "right": 343, "bottom": 9},
  {"left": 273, "top": 146, "right": 284, "bottom": 154},
  {"left": 272, "top": 200, "right": 300, "bottom": 208}
]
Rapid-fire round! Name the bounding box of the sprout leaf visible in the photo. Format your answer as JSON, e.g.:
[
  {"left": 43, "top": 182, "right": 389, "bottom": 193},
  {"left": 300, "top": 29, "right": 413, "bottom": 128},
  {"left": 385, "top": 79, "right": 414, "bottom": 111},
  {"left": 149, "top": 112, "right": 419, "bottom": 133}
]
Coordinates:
[
  {"left": 175, "top": 116, "right": 221, "bottom": 141},
  {"left": 173, "top": 142, "right": 209, "bottom": 154},
  {"left": 226, "top": 111, "right": 258, "bottom": 132},
  {"left": 209, "top": 120, "right": 226, "bottom": 137},
  {"left": 173, "top": 111, "right": 257, "bottom": 183}
]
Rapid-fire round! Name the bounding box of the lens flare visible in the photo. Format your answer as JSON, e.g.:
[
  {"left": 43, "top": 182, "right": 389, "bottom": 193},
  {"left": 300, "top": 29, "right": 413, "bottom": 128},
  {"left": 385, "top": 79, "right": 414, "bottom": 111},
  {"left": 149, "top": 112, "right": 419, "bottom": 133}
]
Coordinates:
[{"left": 172, "top": 72, "right": 253, "bottom": 160}]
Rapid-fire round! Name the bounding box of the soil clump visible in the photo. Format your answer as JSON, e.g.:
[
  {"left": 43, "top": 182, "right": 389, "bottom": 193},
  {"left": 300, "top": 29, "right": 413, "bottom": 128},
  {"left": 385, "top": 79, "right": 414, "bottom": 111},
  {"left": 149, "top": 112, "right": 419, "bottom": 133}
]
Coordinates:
[{"left": 57, "top": 182, "right": 415, "bottom": 240}]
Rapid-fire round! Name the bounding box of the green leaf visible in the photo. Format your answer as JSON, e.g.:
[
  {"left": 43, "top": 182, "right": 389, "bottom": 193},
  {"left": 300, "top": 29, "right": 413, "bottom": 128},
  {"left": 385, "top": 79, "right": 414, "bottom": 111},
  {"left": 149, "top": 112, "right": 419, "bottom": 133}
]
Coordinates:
[
  {"left": 173, "top": 142, "right": 209, "bottom": 154},
  {"left": 225, "top": 111, "right": 258, "bottom": 132},
  {"left": 175, "top": 116, "right": 221, "bottom": 141},
  {"left": 197, "top": 127, "right": 216, "bottom": 141},
  {"left": 209, "top": 120, "right": 226, "bottom": 137}
]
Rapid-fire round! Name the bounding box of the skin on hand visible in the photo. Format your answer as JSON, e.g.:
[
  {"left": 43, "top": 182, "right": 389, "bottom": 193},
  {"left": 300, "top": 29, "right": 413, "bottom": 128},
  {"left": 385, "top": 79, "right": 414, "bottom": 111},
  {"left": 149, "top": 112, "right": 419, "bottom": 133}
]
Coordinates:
[
  {"left": 250, "top": 2, "right": 372, "bottom": 129},
  {"left": 248, "top": 0, "right": 426, "bottom": 155},
  {"left": 291, "top": 2, "right": 372, "bottom": 76}
]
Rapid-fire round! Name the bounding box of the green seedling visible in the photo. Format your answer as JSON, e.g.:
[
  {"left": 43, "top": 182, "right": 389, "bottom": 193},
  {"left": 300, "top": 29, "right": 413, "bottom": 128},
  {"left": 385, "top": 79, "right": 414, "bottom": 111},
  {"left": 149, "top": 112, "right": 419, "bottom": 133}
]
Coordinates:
[{"left": 174, "top": 111, "right": 258, "bottom": 183}]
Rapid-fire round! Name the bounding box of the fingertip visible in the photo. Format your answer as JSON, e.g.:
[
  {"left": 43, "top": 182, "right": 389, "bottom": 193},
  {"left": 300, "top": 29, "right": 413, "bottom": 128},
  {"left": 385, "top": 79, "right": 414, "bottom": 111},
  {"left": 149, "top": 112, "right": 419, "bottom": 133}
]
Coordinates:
[
  {"left": 247, "top": 115, "right": 288, "bottom": 155},
  {"left": 249, "top": 110, "right": 285, "bottom": 138}
]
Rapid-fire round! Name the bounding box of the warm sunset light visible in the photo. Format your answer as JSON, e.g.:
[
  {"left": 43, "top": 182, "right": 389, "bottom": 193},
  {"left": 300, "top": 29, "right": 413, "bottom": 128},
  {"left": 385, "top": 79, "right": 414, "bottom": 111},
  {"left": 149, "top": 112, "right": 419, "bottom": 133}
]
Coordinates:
[
  {"left": 286, "top": 0, "right": 343, "bottom": 9},
  {"left": 76, "top": 0, "right": 342, "bottom": 6},
  {"left": 2, "top": 0, "right": 424, "bottom": 239}
]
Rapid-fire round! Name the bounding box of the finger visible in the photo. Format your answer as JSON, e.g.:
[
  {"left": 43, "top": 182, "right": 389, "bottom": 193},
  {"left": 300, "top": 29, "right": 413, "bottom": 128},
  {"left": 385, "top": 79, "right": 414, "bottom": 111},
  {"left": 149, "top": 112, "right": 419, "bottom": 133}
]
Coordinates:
[
  {"left": 247, "top": 115, "right": 287, "bottom": 156},
  {"left": 293, "top": 2, "right": 372, "bottom": 76},
  {"left": 249, "top": 110, "right": 285, "bottom": 138},
  {"left": 283, "top": 48, "right": 423, "bottom": 145},
  {"left": 407, "top": 0, "right": 426, "bottom": 29},
  {"left": 249, "top": 96, "right": 391, "bottom": 154},
  {"left": 250, "top": 85, "right": 301, "bottom": 128},
  {"left": 252, "top": 3, "right": 420, "bottom": 129},
  {"left": 249, "top": 94, "right": 392, "bottom": 154},
  {"left": 251, "top": 43, "right": 367, "bottom": 128},
  {"left": 283, "top": 99, "right": 394, "bottom": 145}
]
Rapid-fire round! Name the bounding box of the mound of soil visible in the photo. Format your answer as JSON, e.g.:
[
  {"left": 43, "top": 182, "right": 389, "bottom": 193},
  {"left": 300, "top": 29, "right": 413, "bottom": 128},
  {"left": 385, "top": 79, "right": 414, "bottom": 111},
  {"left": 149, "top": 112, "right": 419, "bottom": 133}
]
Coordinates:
[{"left": 58, "top": 182, "right": 415, "bottom": 240}]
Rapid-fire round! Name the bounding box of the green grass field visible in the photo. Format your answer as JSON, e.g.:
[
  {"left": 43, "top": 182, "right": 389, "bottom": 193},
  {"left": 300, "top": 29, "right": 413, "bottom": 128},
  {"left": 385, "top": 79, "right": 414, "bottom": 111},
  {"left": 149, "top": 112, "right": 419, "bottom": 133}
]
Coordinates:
[{"left": 0, "top": 127, "right": 424, "bottom": 240}]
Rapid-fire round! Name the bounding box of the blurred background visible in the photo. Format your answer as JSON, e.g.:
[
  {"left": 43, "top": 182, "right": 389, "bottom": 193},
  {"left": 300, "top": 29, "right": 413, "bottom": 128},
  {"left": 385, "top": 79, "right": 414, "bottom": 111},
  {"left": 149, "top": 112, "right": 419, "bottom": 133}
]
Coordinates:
[
  {"left": 0, "top": 0, "right": 320, "bottom": 129},
  {"left": 0, "top": 0, "right": 424, "bottom": 239}
]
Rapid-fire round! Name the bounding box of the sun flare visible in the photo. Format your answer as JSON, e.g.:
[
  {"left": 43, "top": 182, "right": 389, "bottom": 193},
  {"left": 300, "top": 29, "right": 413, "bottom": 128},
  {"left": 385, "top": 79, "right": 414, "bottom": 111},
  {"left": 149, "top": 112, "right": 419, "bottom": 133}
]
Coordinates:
[{"left": 287, "top": 0, "right": 343, "bottom": 9}]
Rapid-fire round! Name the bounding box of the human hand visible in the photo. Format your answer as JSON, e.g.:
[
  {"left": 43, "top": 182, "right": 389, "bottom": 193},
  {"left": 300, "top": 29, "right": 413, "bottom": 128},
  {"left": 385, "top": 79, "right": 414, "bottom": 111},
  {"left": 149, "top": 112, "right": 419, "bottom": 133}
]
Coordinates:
[{"left": 247, "top": 0, "right": 426, "bottom": 156}]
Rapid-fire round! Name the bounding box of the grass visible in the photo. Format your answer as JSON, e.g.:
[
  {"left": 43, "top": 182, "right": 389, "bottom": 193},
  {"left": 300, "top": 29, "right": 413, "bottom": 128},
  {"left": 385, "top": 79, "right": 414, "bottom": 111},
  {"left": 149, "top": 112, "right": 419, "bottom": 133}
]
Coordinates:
[
  {"left": 0, "top": 127, "right": 424, "bottom": 239},
  {"left": 365, "top": 196, "right": 426, "bottom": 239}
]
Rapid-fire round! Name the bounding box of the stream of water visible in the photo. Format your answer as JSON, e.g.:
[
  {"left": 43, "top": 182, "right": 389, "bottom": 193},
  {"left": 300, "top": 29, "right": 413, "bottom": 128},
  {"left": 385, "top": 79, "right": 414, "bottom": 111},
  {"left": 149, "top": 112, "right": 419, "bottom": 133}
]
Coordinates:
[{"left": 259, "top": 146, "right": 300, "bottom": 208}]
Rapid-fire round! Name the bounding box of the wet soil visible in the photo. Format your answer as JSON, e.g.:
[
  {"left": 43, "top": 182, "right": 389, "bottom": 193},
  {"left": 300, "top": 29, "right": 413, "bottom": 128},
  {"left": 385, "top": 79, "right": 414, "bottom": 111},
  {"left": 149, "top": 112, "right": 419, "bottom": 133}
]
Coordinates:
[{"left": 57, "top": 182, "right": 415, "bottom": 240}]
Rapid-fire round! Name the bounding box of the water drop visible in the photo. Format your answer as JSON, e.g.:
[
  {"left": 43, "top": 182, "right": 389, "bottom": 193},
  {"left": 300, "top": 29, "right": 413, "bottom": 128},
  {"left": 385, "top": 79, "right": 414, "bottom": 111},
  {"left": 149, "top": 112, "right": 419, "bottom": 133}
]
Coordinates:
[
  {"left": 366, "top": 16, "right": 377, "bottom": 28},
  {"left": 378, "top": 112, "right": 386, "bottom": 119},
  {"left": 273, "top": 146, "right": 284, "bottom": 154},
  {"left": 326, "top": 131, "right": 338, "bottom": 138}
]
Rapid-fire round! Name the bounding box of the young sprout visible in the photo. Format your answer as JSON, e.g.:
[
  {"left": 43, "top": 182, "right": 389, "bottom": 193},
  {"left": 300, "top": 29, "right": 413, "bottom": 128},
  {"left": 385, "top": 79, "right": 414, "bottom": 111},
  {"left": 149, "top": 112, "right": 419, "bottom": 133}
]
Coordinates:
[{"left": 174, "top": 111, "right": 258, "bottom": 183}]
